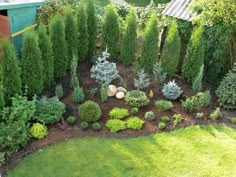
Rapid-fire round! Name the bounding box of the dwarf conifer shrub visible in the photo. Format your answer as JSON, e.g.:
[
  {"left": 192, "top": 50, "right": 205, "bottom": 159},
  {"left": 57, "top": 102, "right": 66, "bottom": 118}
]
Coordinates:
[
  {"left": 140, "top": 15, "right": 158, "bottom": 73},
  {"left": 77, "top": 3, "right": 88, "bottom": 61},
  {"left": 100, "top": 82, "right": 108, "bottom": 103},
  {"left": 209, "top": 108, "right": 222, "bottom": 121},
  {"left": 55, "top": 84, "right": 64, "bottom": 99},
  {"left": 0, "top": 38, "right": 22, "bottom": 105},
  {"left": 49, "top": 14, "right": 68, "bottom": 79},
  {"left": 21, "top": 31, "right": 43, "bottom": 97},
  {"left": 152, "top": 63, "right": 167, "bottom": 84},
  {"left": 144, "top": 111, "right": 155, "bottom": 121},
  {"left": 120, "top": 8, "right": 137, "bottom": 65},
  {"left": 158, "top": 122, "right": 166, "bottom": 129},
  {"left": 102, "top": 4, "right": 120, "bottom": 58},
  {"left": 155, "top": 100, "right": 173, "bottom": 111},
  {"left": 134, "top": 70, "right": 150, "bottom": 90},
  {"left": 161, "top": 20, "right": 181, "bottom": 76},
  {"left": 67, "top": 116, "right": 77, "bottom": 125},
  {"left": 80, "top": 121, "right": 89, "bottom": 130},
  {"left": 173, "top": 114, "right": 184, "bottom": 127},
  {"left": 38, "top": 23, "right": 54, "bottom": 87},
  {"left": 125, "top": 90, "right": 150, "bottom": 108},
  {"left": 70, "top": 55, "right": 79, "bottom": 88},
  {"left": 92, "top": 122, "right": 101, "bottom": 131},
  {"left": 72, "top": 86, "right": 85, "bottom": 104},
  {"left": 30, "top": 123, "right": 48, "bottom": 139},
  {"left": 79, "top": 101, "right": 102, "bottom": 123},
  {"left": 161, "top": 116, "right": 170, "bottom": 123},
  {"left": 162, "top": 80, "right": 183, "bottom": 100}
]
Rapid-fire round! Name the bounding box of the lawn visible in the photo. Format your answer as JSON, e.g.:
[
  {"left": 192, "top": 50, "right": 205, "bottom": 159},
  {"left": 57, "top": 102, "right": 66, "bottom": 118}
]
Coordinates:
[{"left": 7, "top": 125, "right": 236, "bottom": 177}]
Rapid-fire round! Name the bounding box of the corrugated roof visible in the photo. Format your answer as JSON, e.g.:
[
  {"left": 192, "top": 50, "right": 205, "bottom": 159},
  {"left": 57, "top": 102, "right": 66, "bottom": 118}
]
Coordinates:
[
  {"left": 0, "top": 0, "right": 43, "bottom": 10},
  {"left": 162, "top": 0, "right": 198, "bottom": 21}
]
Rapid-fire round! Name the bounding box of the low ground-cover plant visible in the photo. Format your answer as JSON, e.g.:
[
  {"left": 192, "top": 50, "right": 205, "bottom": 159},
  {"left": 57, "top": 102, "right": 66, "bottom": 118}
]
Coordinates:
[
  {"left": 162, "top": 80, "right": 183, "bottom": 100},
  {"left": 209, "top": 108, "right": 222, "bottom": 121},
  {"left": 30, "top": 123, "right": 48, "bottom": 139},
  {"left": 79, "top": 100, "right": 102, "bottom": 123},
  {"left": 155, "top": 100, "right": 173, "bottom": 111},
  {"left": 106, "top": 119, "right": 126, "bottom": 133},
  {"left": 144, "top": 111, "right": 155, "bottom": 121},
  {"left": 126, "top": 116, "right": 144, "bottom": 130},
  {"left": 36, "top": 96, "right": 65, "bottom": 124},
  {"left": 72, "top": 86, "right": 85, "bottom": 103},
  {"left": 173, "top": 114, "right": 184, "bottom": 127},
  {"left": 67, "top": 116, "right": 77, "bottom": 125},
  {"left": 125, "top": 90, "right": 150, "bottom": 108},
  {"left": 109, "top": 108, "right": 129, "bottom": 119}
]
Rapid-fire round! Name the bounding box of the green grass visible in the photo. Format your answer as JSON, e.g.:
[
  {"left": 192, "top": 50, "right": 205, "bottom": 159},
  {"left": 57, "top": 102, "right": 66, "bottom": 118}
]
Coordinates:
[
  {"left": 8, "top": 125, "right": 236, "bottom": 177},
  {"left": 125, "top": 0, "right": 171, "bottom": 6}
]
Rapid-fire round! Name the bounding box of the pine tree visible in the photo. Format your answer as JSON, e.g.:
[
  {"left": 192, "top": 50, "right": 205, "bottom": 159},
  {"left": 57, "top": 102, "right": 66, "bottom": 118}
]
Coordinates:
[
  {"left": 21, "top": 31, "right": 43, "bottom": 97},
  {"left": 192, "top": 64, "right": 204, "bottom": 93},
  {"left": 182, "top": 25, "right": 205, "bottom": 83},
  {"left": 77, "top": 3, "right": 88, "bottom": 61},
  {"left": 49, "top": 14, "right": 68, "bottom": 79},
  {"left": 161, "top": 20, "right": 181, "bottom": 76},
  {"left": 65, "top": 7, "right": 78, "bottom": 65},
  {"left": 120, "top": 8, "right": 137, "bottom": 66},
  {"left": 38, "top": 23, "right": 54, "bottom": 87},
  {"left": 86, "top": 0, "right": 97, "bottom": 57},
  {"left": 140, "top": 14, "right": 159, "bottom": 73},
  {"left": 102, "top": 4, "right": 120, "bottom": 58},
  {"left": 0, "top": 38, "right": 22, "bottom": 105}
]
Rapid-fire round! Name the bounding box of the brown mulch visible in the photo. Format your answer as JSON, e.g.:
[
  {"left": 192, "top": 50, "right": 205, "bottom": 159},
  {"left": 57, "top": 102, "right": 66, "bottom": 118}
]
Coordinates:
[{"left": 1, "top": 60, "right": 235, "bottom": 176}]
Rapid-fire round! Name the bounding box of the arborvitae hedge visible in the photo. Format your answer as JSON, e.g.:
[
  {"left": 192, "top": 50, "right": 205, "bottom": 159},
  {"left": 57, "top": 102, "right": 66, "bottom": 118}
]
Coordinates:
[
  {"left": 102, "top": 4, "right": 120, "bottom": 58},
  {"left": 182, "top": 25, "right": 205, "bottom": 83},
  {"left": 49, "top": 14, "right": 68, "bottom": 79},
  {"left": 140, "top": 15, "right": 159, "bottom": 73},
  {"left": 0, "top": 38, "right": 22, "bottom": 105},
  {"left": 65, "top": 7, "right": 78, "bottom": 66},
  {"left": 38, "top": 23, "right": 54, "bottom": 87},
  {"left": 86, "top": 0, "right": 97, "bottom": 57},
  {"left": 77, "top": 3, "right": 88, "bottom": 61},
  {"left": 21, "top": 31, "right": 43, "bottom": 97},
  {"left": 161, "top": 20, "right": 181, "bottom": 76},
  {"left": 120, "top": 8, "right": 137, "bottom": 66}
]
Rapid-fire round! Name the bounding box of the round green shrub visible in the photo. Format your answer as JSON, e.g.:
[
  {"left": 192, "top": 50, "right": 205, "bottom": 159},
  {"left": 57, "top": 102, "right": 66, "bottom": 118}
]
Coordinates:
[
  {"left": 30, "top": 123, "right": 48, "bottom": 139},
  {"left": 125, "top": 90, "right": 150, "bottom": 108},
  {"left": 67, "top": 116, "right": 77, "bottom": 126},
  {"left": 144, "top": 111, "right": 155, "bottom": 121},
  {"left": 80, "top": 121, "right": 89, "bottom": 130},
  {"left": 131, "top": 107, "right": 139, "bottom": 114},
  {"left": 157, "top": 122, "right": 166, "bottom": 130},
  {"left": 92, "top": 122, "right": 101, "bottom": 131},
  {"left": 161, "top": 116, "right": 170, "bottom": 123},
  {"left": 126, "top": 116, "right": 144, "bottom": 130},
  {"left": 78, "top": 100, "right": 102, "bottom": 123}
]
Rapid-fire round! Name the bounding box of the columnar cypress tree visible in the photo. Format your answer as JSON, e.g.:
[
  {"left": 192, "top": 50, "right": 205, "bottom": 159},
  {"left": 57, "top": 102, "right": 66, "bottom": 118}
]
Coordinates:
[
  {"left": 0, "top": 84, "right": 5, "bottom": 109},
  {"left": 140, "top": 15, "right": 159, "bottom": 73},
  {"left": 161, "top": 20, "right": 181, "bottom": 76},
  {"left": 49, "top": 14, "right": 68, "bottom": 79},
  {"left": 0, "top": 38, "right": 22, "bottom": 105},
  {"left": 21, "top": 31, "right": 43, "bottom": 97},
  {"left": 182, "top": 25, "right": 205, "bottom": 83},
  {"left": 65, "top": 7, "right": 78, "bottom": 65},
  {"left": 102, "top": 4, "right": 120, "bottom": 58},
  {"left": 120, "top": 8, "right": 137, "bottom": 66},
  {"left": 192, "top": 64, "right": 204, "bottom": 93},
  {"left": 38, "top": 23, "right": 54, "bottom": 87},
  {"left": 77, "top": 3, "right": 88, "bottom": 61},
  {"left": 86, "top": 0, "right": 97, "bottom": 57}
]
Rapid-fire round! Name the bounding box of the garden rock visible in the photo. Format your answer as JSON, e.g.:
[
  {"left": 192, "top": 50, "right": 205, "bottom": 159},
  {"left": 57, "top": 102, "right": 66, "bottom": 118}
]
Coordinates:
[
  {"left": 117, "top": 87, "right": 127, "bottom": 94},
  {"left": 107, "top": 85, "right": 117, "bottom": 97},
  {"left": 116, "top": 92, "right": 125, "bottom": 99}
]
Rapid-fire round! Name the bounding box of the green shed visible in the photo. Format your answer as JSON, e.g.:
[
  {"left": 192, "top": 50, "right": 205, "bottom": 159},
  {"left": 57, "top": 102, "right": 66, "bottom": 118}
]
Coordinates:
[{"left": 0, "top": 0, "right": 44, "bottom": 56}]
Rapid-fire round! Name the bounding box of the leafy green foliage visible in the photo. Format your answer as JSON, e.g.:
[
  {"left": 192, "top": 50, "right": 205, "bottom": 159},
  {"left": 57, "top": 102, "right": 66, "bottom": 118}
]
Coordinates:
[
  {"left": 72, "top": 86, "right": 85, "bottom": 104},
  {"left": 182, "top": 25, "right": 205, "bottom": 83},
  {"left": 30, "top": 123, "right": 48, "bottom": 139},
  {"left": 140, "top": 14, "right": 158, "bottom": 73},
  {"left": 38, "top": 23, "right": 54, "bottom": 87},
  {"left": 55, "top": 84, "right": 64, "bottom": 99},
  {"left": 161, "top": 20, "right": 181, "bottom": 76},
  {"left": 78, "top": 101, "right": 102, "bottom": 123},
  {"left": 192, "top": 65, "right": 204, "bottom": 93},
  {"left": 67, "top": 116, "right": 77, "bottom": 126},
  {"left": 77, "top": 3, "right": 88, "bottom": 60},
  {"left": 162, "top": 80, "right": 183, "bottom": 100},
  {"left": 102, "top": 4, "right": 120, "bottom": 58},
  {"left": 0, "top": 38, "right": 22, "bottom": 105},
  {"left": 120, "top": 8, "right": 137, "bottom": 65},
  {"left": 106, "top": 119, "right": 126, "bottom": 133},
  {"left": 209, "top": 108, "right": 222, "bottom": 121},
  {"left": 161, "top": 116, "right": 170, "bottom": 123},
  {"left": 21, "top": 31, "right": 43, "bottom": 97},
  {"left": 49, "top": 14, "right": 68, "bottom": 79},
  {"left": 134, "top": 70, "right": 150, "bottom": 90},
  {"left": 86, "top": 0, "right": 97, "bottom": 57},
  {"left": 125, "top": 90, "right": 150, "bottom": 108},
  {"left": 80, "top": 121, "right": 89, "bottom": 130},
  {"left": 173, "top": 114, "right": 184, "bottom": 127},
  {"left": 109, "top": 108, "right": 129, "bottom": 119},
  {"left": 152, "top": 63, "right": 167, "bottom": 84},
  {"left": 158, "top": 122, "right": 166, "bottom": 129},
  {"left": 92, "top": 122, "right": 101, "bottom": 131},
  {"left": 216, "top": 67, "right": 236, "bottom": 110},
  {"left": 144, "top": 111, "right": 155, "bottom": 121},
  {"left": 100, "top": 82, "right": 108, "bottom": 103},
  {"left": 155, "top": 100, "right": 173, "bottom": 111},
  {"left": 65, "top": 7, "right": 78, "bottom": 64},
  {"left": 126, "top": 116, "right": 144, "bottom": 130},
  {"left": 35, "top": 96, "right": 65, "bottom": 124}
]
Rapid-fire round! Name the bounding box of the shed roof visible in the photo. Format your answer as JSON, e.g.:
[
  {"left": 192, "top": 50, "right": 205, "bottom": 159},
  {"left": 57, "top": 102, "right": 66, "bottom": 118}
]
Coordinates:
[
  {"left": 0, "top": 0, "right": 43, "bottom": 10},
  {"left": 162, "top": 0, "right": 198, "bottom": 21}
]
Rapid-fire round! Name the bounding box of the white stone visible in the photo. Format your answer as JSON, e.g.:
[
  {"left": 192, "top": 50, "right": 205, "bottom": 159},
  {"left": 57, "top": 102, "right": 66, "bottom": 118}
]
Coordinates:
[
  {"left": 116, "top": 92, "right": 125, "bottom": 99},
  {"left": 117, "top": 87, "right": 127, "bottom": 93},
  {"left": 107, "top": 85, "right": 117, "bottom": 97}
]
